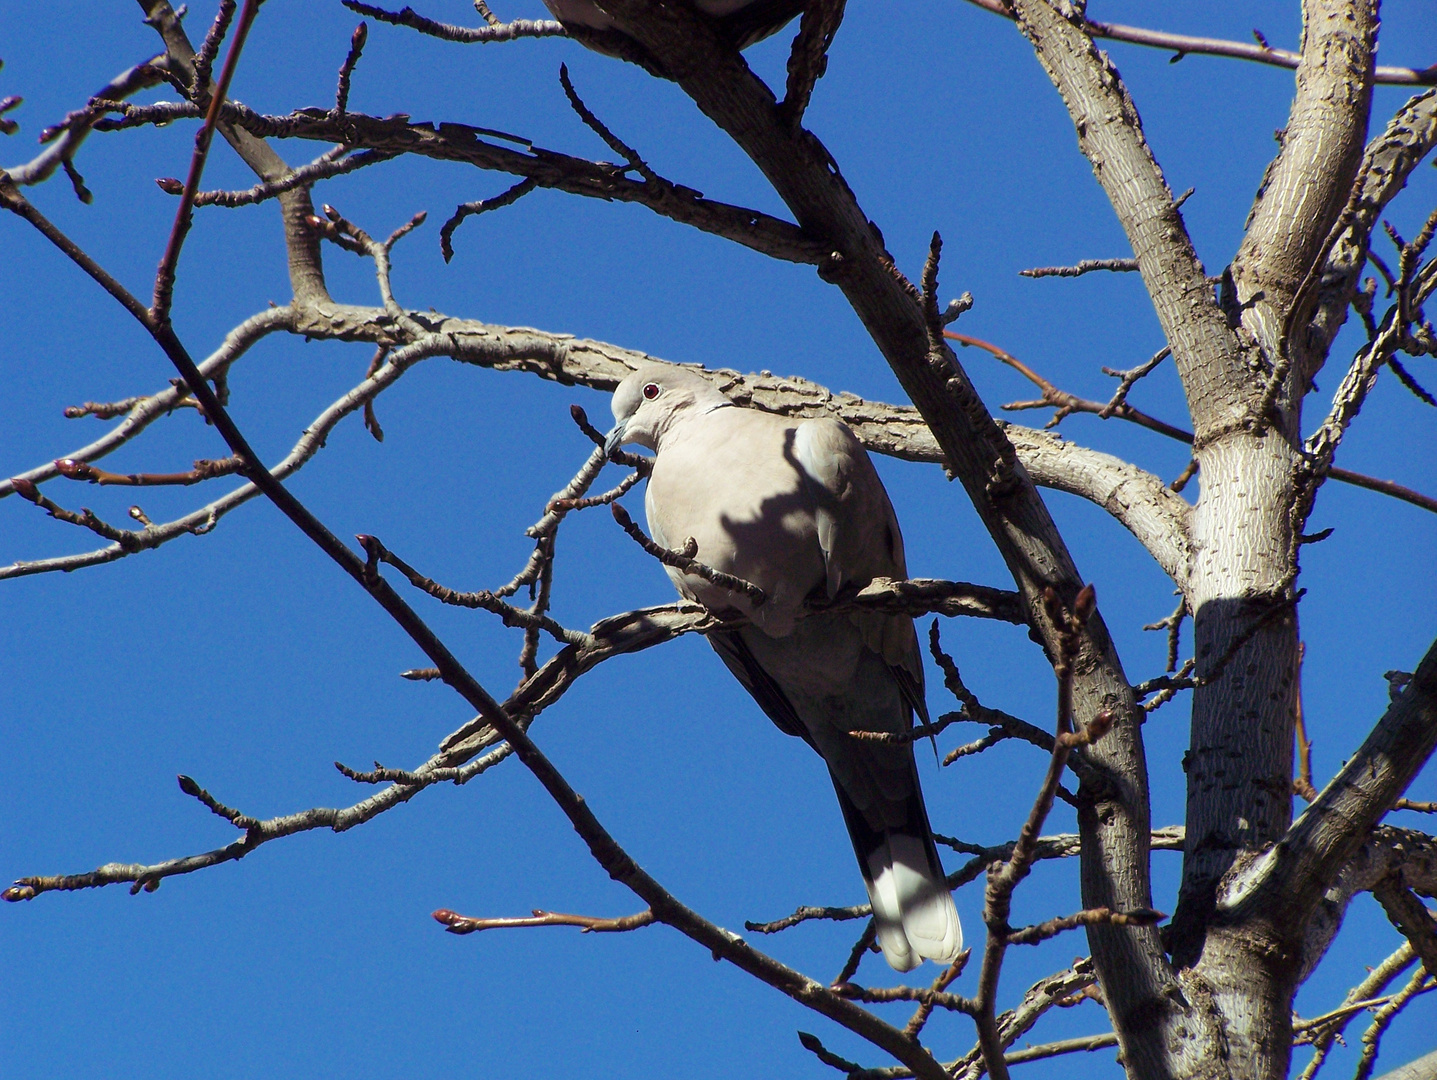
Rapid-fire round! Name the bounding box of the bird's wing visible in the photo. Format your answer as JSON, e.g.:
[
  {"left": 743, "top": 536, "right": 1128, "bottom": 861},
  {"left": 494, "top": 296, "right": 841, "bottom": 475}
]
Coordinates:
[
  {"left": 793, "top": 418, "right": 927, "bottom": 713},
  {"left": 708, "top": 630, "right": 813, "bottom": 747}
]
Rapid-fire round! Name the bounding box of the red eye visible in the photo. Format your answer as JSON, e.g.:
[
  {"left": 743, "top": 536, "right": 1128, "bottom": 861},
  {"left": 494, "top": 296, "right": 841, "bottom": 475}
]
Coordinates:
[{"left": 642, "top": 383, "right": 660, "bottom": 400}]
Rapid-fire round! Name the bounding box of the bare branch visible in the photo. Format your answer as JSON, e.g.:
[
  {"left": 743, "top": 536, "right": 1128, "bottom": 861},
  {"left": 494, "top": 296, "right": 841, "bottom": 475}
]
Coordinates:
[
  {"left": 335, "top": 22, "right": 368, "bottom": 114},
  {"left": 609, "top": 501, "right": 768, "bottom": 607},
  {"left": 972, "top": 585, "right": 1104, "bottom": 1080},
  {"left": 94, "top": 100, "right": 827, "bottom": 265},
  {"left": 341, "top": 0, "right": 566, "bottom": 43},
  {"left": 432, "top": 907, "right": 655, "bottom": 934},
  {"left": 1019, "top": 257, "right": 1138, "bottom": 279},
  {"left": 834, "top": 978, "right": 978, "bottom": 1017},
  {"left": 904, "top": 955, "right": 970, "bottom": 1039},
  {"left": 958, "top": 0, "right": 1435, "bottom": 86},
  {"left": 440, "top": 176, "right": 536, "bottom": 262},
  {"left": 355, "top": 534, "right": 590, "bottom": 646},
  {"left": 52, "top": 455, "right": 243, "bottom": 487},
  {"left": 954, "top": 327, "right": 1437, "bottom": 516},
  {"left": 3, "top": 55, "right": 170, "bottom": 188},
  {"left": 1226, "top": 636, "right": 1437, "bottom": 943},
  {"left": 189, "top": 148, "right": 400, "bottom": 208},
  {"left": 778, "top": 0, "right": 846, "bottom": 128},
  {"left": 150, "top": 0, "right": 264, "bottom": 326},
  {"left": 1001, "top": 1032, "right": 1118, "bottom": 1066},
  {"left": 1004, "top": 905, "right": 1164, "bottom": 947},
  {"left": 1355, "top": 968, "right": 1434, "bottom": 1080},
  {"left": 1372, "top": 881, "right": 1437, "bottom": 976}
]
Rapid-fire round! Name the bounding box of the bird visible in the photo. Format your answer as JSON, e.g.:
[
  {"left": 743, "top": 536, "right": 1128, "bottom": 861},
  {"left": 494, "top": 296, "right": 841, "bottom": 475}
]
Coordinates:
[
  {"left": 541, "top": 0, "right": 806, "bottom": 68},
  {"left": 605, "top": 363, "right": 963, "bottom": 971}
]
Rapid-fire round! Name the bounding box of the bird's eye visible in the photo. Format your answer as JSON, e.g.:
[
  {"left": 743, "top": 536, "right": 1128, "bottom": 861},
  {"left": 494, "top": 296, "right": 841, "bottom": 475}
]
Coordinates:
[{"left": 642, "top": 383, "right": 660, "bottom": 400}]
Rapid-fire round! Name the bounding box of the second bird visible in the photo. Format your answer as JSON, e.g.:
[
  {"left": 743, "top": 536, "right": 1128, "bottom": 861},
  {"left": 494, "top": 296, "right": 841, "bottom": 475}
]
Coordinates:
[{"left": 606, "top": 364, "right": 963, "bottom": 971}]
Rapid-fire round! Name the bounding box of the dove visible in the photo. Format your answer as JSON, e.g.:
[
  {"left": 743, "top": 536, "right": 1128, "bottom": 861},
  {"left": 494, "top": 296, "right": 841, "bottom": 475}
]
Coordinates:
[{"left": 605, "top": 364, "right": 962, "bottom": 971}]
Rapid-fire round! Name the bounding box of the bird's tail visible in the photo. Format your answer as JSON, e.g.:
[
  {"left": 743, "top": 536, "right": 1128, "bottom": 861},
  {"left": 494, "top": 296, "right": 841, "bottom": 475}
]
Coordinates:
[{"left": 834, "top": 781, "right": 963, "bottom": 972}]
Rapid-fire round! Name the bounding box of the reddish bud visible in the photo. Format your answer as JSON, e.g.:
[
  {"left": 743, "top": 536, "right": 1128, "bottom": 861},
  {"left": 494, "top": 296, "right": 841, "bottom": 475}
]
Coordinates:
[
  {"left": 156, "top": 177, "right": 184, "bottom": 194},
  {"left": 177, "top": 774, "right": 202, "bottom": 798},
  {"left": 3, "top": 884, "right": 37, "bottom": 902},
  {"left": 54, "top": 458, "right": 93, "bottom": 480},
  {"left": 1086, "top": 708, "right": 1115, "bottom": 742},
  {"left": 351, "top": 22, "right": 368, "bottom": 48},
  {"left": 1074, "top": 583, "right": 1096, "bottom": 622},
  {"left": 9, "top": 477, "right": 38, "bottom": 500}
]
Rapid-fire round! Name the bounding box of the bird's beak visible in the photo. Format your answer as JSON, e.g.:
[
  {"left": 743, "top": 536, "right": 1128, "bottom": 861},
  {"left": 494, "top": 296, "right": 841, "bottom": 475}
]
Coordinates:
[{"left": 602, "top": 421, "right": 627, "bottom": 459}]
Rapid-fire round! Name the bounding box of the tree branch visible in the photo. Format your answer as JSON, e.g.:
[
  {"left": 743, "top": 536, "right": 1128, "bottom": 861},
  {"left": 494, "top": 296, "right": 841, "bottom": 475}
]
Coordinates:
[
  {"left": 1225, "top": 636, "right": 1437, "bottom": 944},
  {"left": 958, "top": 0, "right": 1434, "bottom": 86},
  {"left": 341, "top": 1, "right": 567, "bottom": 43}
]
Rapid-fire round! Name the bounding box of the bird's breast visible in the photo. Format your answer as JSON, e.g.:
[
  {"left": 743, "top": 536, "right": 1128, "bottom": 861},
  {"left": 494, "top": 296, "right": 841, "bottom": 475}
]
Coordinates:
[{"left": 645, "top": 415, "right": 825, "bottom": 633}]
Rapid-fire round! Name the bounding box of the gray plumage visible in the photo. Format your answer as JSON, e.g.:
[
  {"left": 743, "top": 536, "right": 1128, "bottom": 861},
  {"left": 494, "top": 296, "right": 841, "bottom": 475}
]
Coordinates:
[{"left": 607, "top": 364, "right": 962, "bottom": 971}]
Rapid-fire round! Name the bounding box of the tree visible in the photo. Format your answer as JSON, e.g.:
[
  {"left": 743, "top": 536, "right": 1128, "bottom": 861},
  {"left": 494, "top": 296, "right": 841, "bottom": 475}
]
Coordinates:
[{"left": 2, "top": 1, "right": 1435, "bottom": 1078}]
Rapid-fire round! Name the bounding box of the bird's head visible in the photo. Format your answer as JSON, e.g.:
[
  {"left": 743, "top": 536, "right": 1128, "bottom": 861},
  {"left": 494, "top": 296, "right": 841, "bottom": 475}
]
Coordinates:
[{"left": 605, "top": 364, "right": 734, "bottom": 456}]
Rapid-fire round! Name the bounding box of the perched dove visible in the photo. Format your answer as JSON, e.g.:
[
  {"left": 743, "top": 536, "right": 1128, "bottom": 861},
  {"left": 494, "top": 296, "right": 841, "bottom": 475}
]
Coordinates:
[{"left": 606, "top": 364, "right": 963, "bottom": 971}]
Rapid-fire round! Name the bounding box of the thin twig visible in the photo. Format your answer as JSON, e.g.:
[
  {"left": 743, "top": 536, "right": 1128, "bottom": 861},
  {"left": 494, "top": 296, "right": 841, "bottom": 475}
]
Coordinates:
[
  {"left": 903, "top": 953, "right": 971, "bottom": 1038},
  {"left": 973, "top": 585, "right": 1102, "bottom": 1080},
  {"left": 1019, "top": 257, "right": 1138, "bottom": 278},
  {"left": 151, "top": 0, "right": 263, "bottom": 325},
  {"left": 340, "top": 0, "right": 566, "bottom": 42},
  {"left": 958, "top": 0, "right": 1437, "bottom": 85},
  {"left": 1355, "top": 968, "right": 1433, "bottom": 1080},
  {"left": 440, "top": 176, "right": 537, "bottom": 262},
  {"left": 52, "top": 455, "right": 243, "bottom": 487},
  {"left": 334, "top": 22, "right": 368, "bottom": 114},
  {"left": 942, "top": 329, "right": 1437, "bottom": 514},
  {"left": 1004, "top": 905, "right": 1164, "bottom": 947},
  {"left": 610, "top": 502, "right": 767, "bottom": 607},
  {"left": 432, "top": 907, "right": 656, "bottom": 934},
  {"left": 356, "top": 534, "right": 589, "bottom": 646}
]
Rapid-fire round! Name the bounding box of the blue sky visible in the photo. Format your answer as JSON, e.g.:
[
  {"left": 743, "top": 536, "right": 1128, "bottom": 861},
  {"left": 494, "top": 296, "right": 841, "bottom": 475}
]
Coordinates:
[{"left": 2, "top": 2, "right": 1435, "bottom": 1077}]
